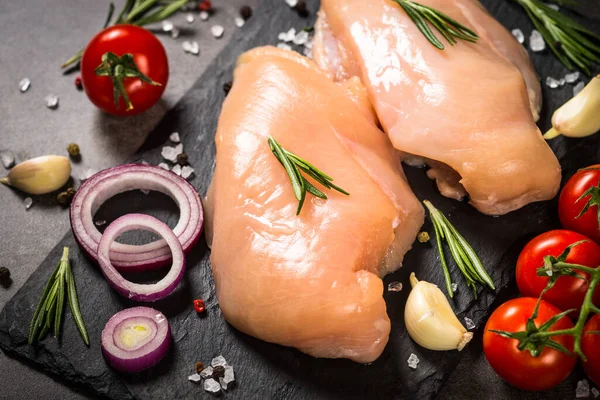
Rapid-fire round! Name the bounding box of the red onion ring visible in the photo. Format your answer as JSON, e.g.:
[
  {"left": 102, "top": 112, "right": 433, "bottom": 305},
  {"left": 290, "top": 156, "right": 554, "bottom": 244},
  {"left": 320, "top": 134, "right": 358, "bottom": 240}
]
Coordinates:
[
  {"left": 97, "top": 214, "right": 185, "bottom": 301},
  {"left": 70, "top": 164, "right": 203, "bottom": 271},
  {"left": 101, "top": 307, "right": 171, "bottom": 373}
]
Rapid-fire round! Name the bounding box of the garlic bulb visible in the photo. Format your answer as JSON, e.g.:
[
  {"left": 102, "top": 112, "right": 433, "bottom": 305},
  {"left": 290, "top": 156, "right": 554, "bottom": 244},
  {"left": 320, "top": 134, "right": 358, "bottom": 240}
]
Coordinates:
[
  {"left": 404, "top": 273, "right": 472, "bottom": 351},
  {"left": 0, "top": 155, "right": 71, "bottom": 195},
  {"left": 544, "top": 75, "right": 600, "bottom": 139}
]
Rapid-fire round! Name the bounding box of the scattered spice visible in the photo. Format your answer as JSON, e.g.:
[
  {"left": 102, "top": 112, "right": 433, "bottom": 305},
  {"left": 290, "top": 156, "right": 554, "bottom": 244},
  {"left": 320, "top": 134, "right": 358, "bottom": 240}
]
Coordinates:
[
  {"left": 193, "top": 299, "right": 206, "bottom": 313},
  {"left": 198, "top": 0, "right": 212, "bottom": 11},
  {"left": 57, "top": 187, "right": 76, "bottom": 206},
  {"left": 45, "top": 94, "right": 59, "bottom": 110},
  {"left": 67, "top": 143, "right": 80, "bottom": 158},
  {"left": 417, "top": 231, "right": 430, "bottom": 243},
  {"left": 223, "top": 81, "right": 232, "bottom": 95},
  {"left": 74, "top": 76, "right": 83, "bottom": 91},
  {"left": 195, "top": 361, "right": 205, "bottom": 374},
  {"left": 239, "top": 5, "right": 252, "bottom": 20},
  {"left": 212, "top": 365, "right": 225, "bottom": 379},
  {"left": 0, "top": 267, "right": 11, "bottom": 286},
  {"left": 176, "top": 152, "right": 189, "bottom": 166},
  {"left": 19, "top": 78, "right": 31, "bottom": 93},
  {"left": 295, "top": 0, "right": 309, "bottom": 17}
]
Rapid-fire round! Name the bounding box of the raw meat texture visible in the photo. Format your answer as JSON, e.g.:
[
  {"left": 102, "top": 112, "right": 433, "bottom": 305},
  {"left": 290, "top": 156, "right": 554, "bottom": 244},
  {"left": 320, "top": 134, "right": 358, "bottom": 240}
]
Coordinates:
[
  {"left": 204, "top": 46, "right": 424, "bottom": 363},
  {"left": 313, "top": 0, "right": 560, "bottom": 215}
]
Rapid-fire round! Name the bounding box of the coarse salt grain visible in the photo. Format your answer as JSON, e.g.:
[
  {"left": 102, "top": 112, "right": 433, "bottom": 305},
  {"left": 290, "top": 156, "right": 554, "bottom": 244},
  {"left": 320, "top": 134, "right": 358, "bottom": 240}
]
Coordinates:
[
  {"left": 158, "top": 162, "right": 170, "bottom": 171},
  {"left": 576, "top": 380, "right": 590, "bottom": 398},
  {"left": 592, "top": 387, "right": 599, "bottom": 398},
  {"left": 220, "top": 366, "right": 235, "bottom": 390},
  {"left": 387, "top": 281, "right": 403, "bottom": 292},
  {"left": 1, "top": 151, "right": 15, "bottom": 169},
  {"left": 19, "top": 78, "right": 31, "bottom": 93},
  {"left": 171, "top": 27, "right": 180, "bottom": 39},
  {"left": 278, "top": 28, "right": 296, "bottom": 42},
  {"left": 172, "top": 164, "right": 182, "bottom": 176},
  {"left": 407, "top": 353, "right": 419, "bottom": 369},
  {"left": 161, "top": 144, "right": 183, "bottom": 162},
  {"left": 188, "top": 373, "right": 202, "bottom": 383},
  {"left": 464, "top": 317, "right": 475, "bottom": 330},
  {"left": 199, "top": 11, "right": 209, "bottom": 21},
  {"left": 182, "top": 41, "right": 199, "bottom": 55},
  {"left": 45, "top": 94, "right": 59, "bottom": 109},
  {"left": 24, "top": 197, "right": 33, "bottom": 210},
  {"left": 162, "top": 20, "right": 174, "bottom": 32},
  {"left": 181, "top": 165, "right": 195, "bottom": 180},
  {"left": 303, "top": 46, "right": 313, "bottom": 58},
  {"left": 451, "top": 283, "right": 458, "bottom": 293},
  {"left": 546, "top": 3, "right": 559, "bottom": 10},
  {"left": 94, "top": 220, "right": 106, "bottom": 227},
  {"left": 169, "top": 132, "right": 180, "bottom": 142},
  {"left": 204, "top": 378, "right": 221, "bottom": 394},
  {"left": 277, "top": 43, "right": 292, "bottom": 51},
  {"left": 565, "top": 71, "right": 580, "bottom": 84},
  {"left": 293, "top": 30, "right": 309, "bottom": 45},
  {"left": 511, "top": 29, "right": 524, "bottom": 44},
  {"left": 200, "top": 366, "right": 214, "bottom": 379},
  {"left": 546, "top": 76, "right": 560, "bottom": 89},
  {"left": 529, "top": 30, "right": 545, "bottom": 52},
  {"left": 211, "top": 355, "right": 228, "bottom": 368},
  {"left": 186, "top": 13, "right": 195, "bottom": 23},
  {"left": 235, "top": 17, "right": 245, "bottom": 28},
  {"left": 211, "top": 25, "right": 224, "bottom": 38},
  {"left": 574, "top": 81, "right": 585, "bottom": 96}
]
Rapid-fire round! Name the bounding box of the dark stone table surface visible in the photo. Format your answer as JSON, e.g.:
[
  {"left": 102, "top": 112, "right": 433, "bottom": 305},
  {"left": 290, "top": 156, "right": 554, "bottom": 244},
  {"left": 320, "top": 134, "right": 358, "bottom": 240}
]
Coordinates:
[{"left": 0, "top": 0, "right": 596, "bottom": 399}]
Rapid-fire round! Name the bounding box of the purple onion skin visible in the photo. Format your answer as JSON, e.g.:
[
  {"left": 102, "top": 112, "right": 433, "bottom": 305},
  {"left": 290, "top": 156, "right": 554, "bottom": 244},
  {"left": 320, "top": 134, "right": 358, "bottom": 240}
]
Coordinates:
[
  {"left": 101, "top": 325, "right": 172, "bottom": 373},
  {"left": 105, "top": 259, "right": 187, "bottom": 302},
  {"left": 69, "top": 163, "right": 204, "bottom": 273}
]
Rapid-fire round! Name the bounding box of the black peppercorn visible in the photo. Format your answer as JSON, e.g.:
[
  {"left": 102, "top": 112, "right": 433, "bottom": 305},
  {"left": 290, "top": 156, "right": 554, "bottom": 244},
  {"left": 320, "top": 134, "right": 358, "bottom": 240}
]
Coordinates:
[
  {"left": 212, "top": 365, "right": 225, "bottom": 379},
  {"left": 239, "top": 5, "right": 252, "bottom": 21},
  {"left": 176, "top": 152, "right": 189, "bottom": 166},
  {"left": 223, "top": 81, "right": 232, "bottom": 95},
  {"left": 0, "top": 267, "right": 10, "bottom": 285},
  {"left": 295, "top": 0, "right": 309, "bottom": 17}
]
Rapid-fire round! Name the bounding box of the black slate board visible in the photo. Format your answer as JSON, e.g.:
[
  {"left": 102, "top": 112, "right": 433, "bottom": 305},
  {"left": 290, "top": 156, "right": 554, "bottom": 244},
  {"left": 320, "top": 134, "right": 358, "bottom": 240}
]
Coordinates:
[{"left": 1, "top": 1, "right": 599, "bottom": 399}]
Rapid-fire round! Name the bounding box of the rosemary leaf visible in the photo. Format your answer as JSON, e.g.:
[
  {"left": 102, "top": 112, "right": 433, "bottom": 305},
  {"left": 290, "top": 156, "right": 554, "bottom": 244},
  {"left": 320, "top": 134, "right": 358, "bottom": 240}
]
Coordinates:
[
  {"left": 54, "top": 275, "right": 65, "bottom": 338},
  {"left": 392, "top": 0, "right": 478, "bottom": 50},
  {"left": 28, "top": 262, "right": 61, "bottom": 344},
  {"left": 66, "top": 264, "right": 89, "bottom": 346},
  {"left": 424, "top": 200, "right": 494, "bottom": 298},
  {"left": 268, "top": 136, "right": 349, "bottom": 215}
]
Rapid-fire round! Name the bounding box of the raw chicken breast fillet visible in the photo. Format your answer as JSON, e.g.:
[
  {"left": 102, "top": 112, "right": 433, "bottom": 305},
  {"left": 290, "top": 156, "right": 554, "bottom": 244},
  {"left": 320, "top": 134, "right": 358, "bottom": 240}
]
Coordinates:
[
  {"left": 313, "top": 0, "right": 561, "bottom": 215},
  {"left": 204, "top": 47, "right": 424, "bottom": 363}
]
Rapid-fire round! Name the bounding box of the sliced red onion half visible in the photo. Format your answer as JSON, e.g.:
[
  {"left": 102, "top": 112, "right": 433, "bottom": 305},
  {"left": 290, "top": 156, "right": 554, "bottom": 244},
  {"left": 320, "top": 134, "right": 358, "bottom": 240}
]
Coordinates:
[
  {"left": 101, "top": 307, "right": 171, "bottom": 373},
  {"left": 70, "top": 164, "right": 203, "bottom": 271},
  {"left": 97, "top": 214, "right": 185, "bottom": 301}
]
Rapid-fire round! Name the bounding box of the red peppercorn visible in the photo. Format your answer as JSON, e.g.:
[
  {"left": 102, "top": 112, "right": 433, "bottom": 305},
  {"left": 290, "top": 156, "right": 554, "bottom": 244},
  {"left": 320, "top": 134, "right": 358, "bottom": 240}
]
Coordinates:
[
  {"left": 75, "top": 76, "right": 83, "bottom": 91},
  {"left": 198, "top": 0, "right": 211, "bottom": 11},
  {"left": 193, "top": 299, "right": 206, "bottom": 313}
]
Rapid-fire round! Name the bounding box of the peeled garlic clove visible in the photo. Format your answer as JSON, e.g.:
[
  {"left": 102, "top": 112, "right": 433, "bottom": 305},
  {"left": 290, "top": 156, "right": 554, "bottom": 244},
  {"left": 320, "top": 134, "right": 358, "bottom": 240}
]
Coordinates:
[
  {"left": 404, "top": 273, "right": 472, "bottom": 351},
  {"left": 544, "top": 75, "right": 600, "bottom": 139},
  {"left": 0, "top": 155, "right": 71, "bottom": 195}
]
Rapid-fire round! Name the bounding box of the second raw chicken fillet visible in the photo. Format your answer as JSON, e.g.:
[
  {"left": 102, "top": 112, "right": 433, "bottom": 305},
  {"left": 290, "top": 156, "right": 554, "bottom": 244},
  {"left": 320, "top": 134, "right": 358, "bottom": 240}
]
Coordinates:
[
  {"left": 313, "top": 0, "right": 561, "bottom": 215},
  {"left": 204, "top": 47, "right": 424, "bottom": 363}
]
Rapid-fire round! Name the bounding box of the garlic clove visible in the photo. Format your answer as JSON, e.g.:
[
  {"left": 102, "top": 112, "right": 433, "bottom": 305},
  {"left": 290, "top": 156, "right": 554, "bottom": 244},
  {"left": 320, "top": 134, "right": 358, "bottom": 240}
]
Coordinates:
[
  {"left": 0, "top": 155, "right": 71, "bottom": 195},
  {"left": 544, "top": 75, "right": 600, "bottom": 139},
  {"left": 404, "top": 273, "right": 472, "bottom": 351}
]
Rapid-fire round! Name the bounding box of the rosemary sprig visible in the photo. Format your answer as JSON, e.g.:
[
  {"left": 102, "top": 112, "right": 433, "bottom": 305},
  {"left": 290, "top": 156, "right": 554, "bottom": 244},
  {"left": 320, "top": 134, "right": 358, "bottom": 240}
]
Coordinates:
[
  {"left": 61, "top": 0, "right": 188, "bottom": 70},
  {"left": 28, "top": 247, "right": 89, "bottom": 346},
  {"left": 515, "top": 0, "right": 600, "bottom": 75},
  {"left": 391, "top": 0, "right": 478, "bottom": 50},
  {"left": 424, "top": 200, "right": 495, "bottom": 298},
  {"left": 267, "top": 136, "right": 349, "bottom": 215}
]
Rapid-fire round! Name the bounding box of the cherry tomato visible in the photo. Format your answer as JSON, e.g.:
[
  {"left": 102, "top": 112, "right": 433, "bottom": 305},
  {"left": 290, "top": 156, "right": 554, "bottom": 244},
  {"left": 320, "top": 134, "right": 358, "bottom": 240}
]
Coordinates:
[
  {"left": 516, "top": 230, "right": 600, "bottom": 312},
  {"left": 582, "top": 315, "right": 600, "bottom": 387},
  {"left": 80, "top": 25, "right": 168, "bottom": 116},
  {"left": 559, "top": 166, "right": 600, "bottom": 243},
  {"left": 483, "top": 298, "right": 576, "bottom": 391}
]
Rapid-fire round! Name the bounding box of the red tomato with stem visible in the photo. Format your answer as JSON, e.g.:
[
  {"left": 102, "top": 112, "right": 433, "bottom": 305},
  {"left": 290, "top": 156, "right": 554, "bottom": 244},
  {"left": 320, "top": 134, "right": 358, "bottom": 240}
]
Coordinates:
[
  {"left": 80, "top": 25, "right": 168, "bottom": 116},
  {"left": 582, "top": 314, "right": 600, "bottom": 387},
  {"left": 516, "top": 230, "right": 600, "bottom": 312},
  {"left": 483, "top": 298, "right": 576, "bottom": 391},
  {"left": 559, "top": 166, "right": 600, "bottom": 243}
]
